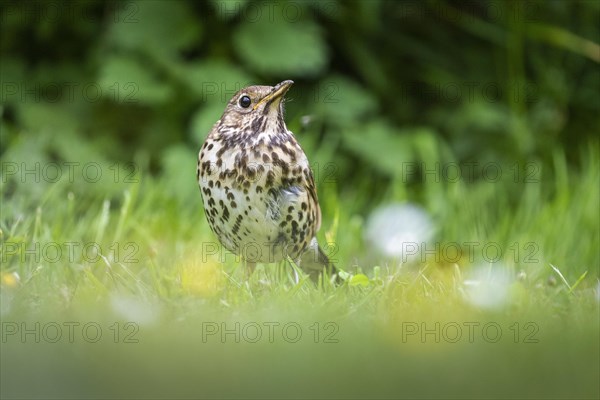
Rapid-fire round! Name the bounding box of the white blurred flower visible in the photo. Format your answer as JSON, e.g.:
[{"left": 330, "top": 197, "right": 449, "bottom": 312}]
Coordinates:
[
  {"left": 365, "top": 203, "right": 435, "bottom": 261},
  {"left": 110, "top": 294, "right": 161, "bottom": 326},
  {"left": 463, "top": 265, "right": 512, "bottom": 309}
]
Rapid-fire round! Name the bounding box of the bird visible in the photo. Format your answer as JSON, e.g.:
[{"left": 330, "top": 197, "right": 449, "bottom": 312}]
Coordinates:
[{"left": 197, "top": 80, "right": 338, "bottom": 283}]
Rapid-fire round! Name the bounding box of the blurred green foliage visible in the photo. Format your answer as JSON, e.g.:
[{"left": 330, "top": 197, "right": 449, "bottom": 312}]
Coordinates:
[
  {"left": 1, "top": 0, "right": 599, "bottom": 211},
  {"left": 1, "top": 5, "right": 599, "bottom": 398}
]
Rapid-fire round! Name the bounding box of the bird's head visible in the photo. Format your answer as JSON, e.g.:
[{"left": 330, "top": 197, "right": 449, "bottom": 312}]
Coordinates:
[{"left": 218, "top": 80, "right": 293, "bottom": 132}]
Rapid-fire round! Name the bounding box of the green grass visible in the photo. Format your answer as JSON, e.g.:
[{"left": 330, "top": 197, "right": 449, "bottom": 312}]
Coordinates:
[{"left": 1, "top": 132, "right": 599, "bottom": 399}]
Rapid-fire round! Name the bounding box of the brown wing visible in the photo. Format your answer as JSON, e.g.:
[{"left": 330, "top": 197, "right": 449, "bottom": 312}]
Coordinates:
[{"left": 303, "top": 165, "right": 321, "bottom": 233}]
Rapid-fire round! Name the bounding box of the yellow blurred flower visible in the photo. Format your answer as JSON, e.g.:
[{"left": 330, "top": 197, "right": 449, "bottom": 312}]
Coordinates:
[
  {"left": 1, "top": 271, "right": 20, "bottom": 288},
  {"left": 180, "top": 257, "right": 223, "bottom": 297}
]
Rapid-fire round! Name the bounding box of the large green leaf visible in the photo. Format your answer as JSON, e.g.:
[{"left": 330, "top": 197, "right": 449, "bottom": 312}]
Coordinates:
[
  {"left": 189, "top": 102, "right": 227, "bottom": 146},
  {"left": 343, "top": 120, "right": 415, "bottom": 176},
  {"left": 107, "top": 1, "right": 201, "bottom": 60},
  {"left": 99, "top": 56, "right": 172, "bottom": 105},
  {"left": 233, "top": 8, "right": 328, "bottom": 76},
  {"left": 16, "top": 102, "right": 79, "bottom": 134},
  {"left": 174, "top": 60, "right": 253, "bottom": 100},
  {"left": 315, "top": 75, "right": 377, "bottom": 126},
  {"left": 160, "top": 144, "right": 199, "bottom": 204}
]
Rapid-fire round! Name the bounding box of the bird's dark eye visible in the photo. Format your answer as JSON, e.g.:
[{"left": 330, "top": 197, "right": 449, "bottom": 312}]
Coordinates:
[{"left": 239, "top": 95, "right": 251, "bottom": 108}]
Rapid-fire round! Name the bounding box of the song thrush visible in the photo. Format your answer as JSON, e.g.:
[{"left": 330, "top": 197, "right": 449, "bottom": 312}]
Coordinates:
[{"left": 197, "top": 80, "right": 337, "bottom": 282}]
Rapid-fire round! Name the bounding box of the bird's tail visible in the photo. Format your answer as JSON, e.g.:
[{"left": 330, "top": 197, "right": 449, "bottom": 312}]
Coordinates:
[{"left": 298, "top": 237, "right": 339, "bottom": 283}]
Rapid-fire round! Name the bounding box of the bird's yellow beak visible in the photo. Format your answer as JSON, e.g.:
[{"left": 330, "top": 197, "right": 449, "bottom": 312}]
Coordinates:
[{"left": 253, "top": 80, "right": 294, "bottom": 110}]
